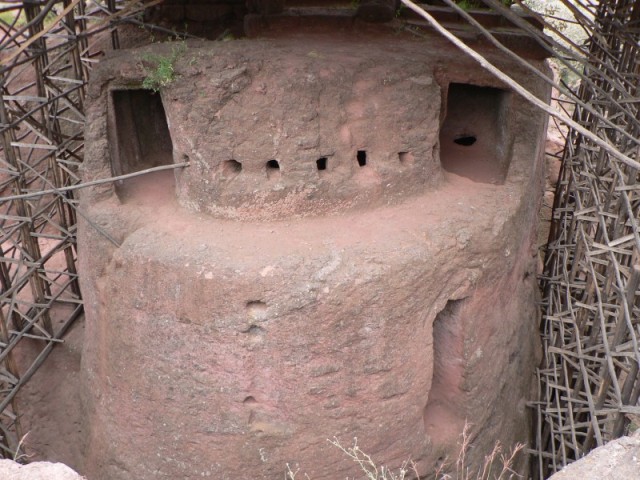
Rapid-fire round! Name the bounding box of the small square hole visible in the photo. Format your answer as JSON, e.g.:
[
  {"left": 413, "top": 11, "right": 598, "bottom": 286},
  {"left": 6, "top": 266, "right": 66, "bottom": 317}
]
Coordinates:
[
  {"left": 317, "top": 157, "right": 328, "bottom": 171},
  {"left": 357, "top": 150, "right": 367, "bottom": 167}
]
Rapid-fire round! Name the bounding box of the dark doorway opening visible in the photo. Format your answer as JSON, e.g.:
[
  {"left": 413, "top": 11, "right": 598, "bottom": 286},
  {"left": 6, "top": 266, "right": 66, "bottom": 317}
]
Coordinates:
[
  {"left": 423, "top": 298, "right": 467, "bottom": 445},
  {"left": 439, "top": 84, "right": 510, "bottom": 184},
  {"left": 111, "top": 90, "right": 175, "bottom": 204}
]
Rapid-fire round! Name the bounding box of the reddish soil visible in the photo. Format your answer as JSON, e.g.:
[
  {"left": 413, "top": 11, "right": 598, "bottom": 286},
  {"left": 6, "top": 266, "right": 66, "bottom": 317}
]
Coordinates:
[{"left": 14, "top": 317, "right": 84, "bottom": 472}]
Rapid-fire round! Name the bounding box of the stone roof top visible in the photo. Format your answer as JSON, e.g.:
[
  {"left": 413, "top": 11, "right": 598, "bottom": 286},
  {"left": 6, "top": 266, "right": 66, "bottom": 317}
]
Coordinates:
[{"left": 145, "top": 0, "right": 548, "bottom": 59}]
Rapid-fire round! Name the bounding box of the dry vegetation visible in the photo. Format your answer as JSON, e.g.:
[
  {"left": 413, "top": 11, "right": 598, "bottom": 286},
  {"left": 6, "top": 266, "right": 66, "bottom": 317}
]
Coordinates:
[{"left": 286, "top": 424, "right": 524, "bottom": 480}]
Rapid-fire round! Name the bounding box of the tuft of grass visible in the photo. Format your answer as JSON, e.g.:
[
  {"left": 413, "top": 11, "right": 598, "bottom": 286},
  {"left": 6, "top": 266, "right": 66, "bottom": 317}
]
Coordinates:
[
  {"left": 452, "top": 423, "right": 524, "bottom": 480},
  {"left": 454, "top": 0, "right": 513, "bottom": 11},
  {"left": 0, "top": 8, "right": 59, "bottom": 29},
  {"left": 627, "top": 414, "right": 640, "bottom": 435},
  {"left": 12, "top": 431, "right": 34, "bottom": 463},
  {"left": 286, "top": 423, "right": 524, "bottom": 480},
  {"left": 326, "top": 437, "right": 419, "bottom": 480},
  {"left": 141, "top": 42, "right": 186, "bottom": 93},
  {"left": 456, "top": 0, "right": 478, "bottom": 11},
  {"left": 0, "top": 9, "right": 26, "bottom": 27}
]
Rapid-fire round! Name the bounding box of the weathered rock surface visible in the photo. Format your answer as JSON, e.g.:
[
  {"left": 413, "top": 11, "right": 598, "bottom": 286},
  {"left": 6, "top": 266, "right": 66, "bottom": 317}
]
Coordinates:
[
  {"left": 549, "top": 431, "right": 640, "bottom": 480},
  {"left": 0, "top": 460, "right": 85, "bottom": 480},
  {"left": 79, "top": 32, "right": 550, "bottom": 480}
]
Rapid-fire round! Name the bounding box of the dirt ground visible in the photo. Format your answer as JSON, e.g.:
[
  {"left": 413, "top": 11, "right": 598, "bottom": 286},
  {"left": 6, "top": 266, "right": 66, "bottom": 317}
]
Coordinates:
[{"left": 14, "top": 313, "right": 85, "bottom": 472}]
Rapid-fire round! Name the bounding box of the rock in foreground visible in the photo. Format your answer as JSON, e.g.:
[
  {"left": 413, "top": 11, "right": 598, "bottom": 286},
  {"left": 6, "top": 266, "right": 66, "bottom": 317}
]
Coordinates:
[
  {"left": 0, "top": 460, "right": 85, "bottom": 480},
  {"left": 549, "top": 431, "right": 640, "bottom": 480}
]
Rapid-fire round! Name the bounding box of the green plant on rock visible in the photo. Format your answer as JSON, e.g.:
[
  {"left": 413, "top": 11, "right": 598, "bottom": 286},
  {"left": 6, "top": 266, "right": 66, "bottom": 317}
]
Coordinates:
[
  {"left": 141, "top": 42, "right": 186, "bottom": 92},
  {"left": 454, "top": 0, "right": 514, "bottom": 10},
  {"left": 456, "top": 0, "right": 477, "bottom": 11}
]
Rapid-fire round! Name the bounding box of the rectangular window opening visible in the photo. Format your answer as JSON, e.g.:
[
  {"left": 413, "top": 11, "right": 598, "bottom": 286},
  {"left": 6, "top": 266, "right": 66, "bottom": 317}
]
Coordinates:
[
  {"left": 111, "top": 89, "right": 175, "bottom": 204},
  {"left": 439, "top": 83, "right": 510, "bottom": 185}
]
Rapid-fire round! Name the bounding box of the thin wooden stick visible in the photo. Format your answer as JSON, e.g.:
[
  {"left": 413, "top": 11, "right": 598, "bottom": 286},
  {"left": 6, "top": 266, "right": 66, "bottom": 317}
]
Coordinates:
[{"left": 0, "top": 162, "right": 190, "bottom": 202}]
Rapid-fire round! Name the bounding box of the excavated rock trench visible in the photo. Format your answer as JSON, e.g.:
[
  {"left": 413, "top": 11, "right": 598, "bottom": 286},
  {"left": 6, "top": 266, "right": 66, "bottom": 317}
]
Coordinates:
[{"left": 16, "top": 30, "right": 550, "bottom": 479}]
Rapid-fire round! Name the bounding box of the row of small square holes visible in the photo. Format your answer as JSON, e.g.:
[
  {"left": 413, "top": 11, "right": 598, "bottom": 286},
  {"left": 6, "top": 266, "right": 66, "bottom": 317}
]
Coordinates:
[{"left": 222, "top": 151, "right": 414, "bottom": 177}]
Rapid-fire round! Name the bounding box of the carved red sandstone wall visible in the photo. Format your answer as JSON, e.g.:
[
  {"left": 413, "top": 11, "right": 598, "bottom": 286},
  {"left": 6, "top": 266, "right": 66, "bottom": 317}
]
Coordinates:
[{"left": 79, "top": 33, "right": 550, "bottom": 479}]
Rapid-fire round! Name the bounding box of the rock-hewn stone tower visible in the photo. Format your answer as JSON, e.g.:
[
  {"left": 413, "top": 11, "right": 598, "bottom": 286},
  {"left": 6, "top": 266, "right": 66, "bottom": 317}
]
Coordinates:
[{"left": 79, "top": 8, "right": 550, "bottom": 478}]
